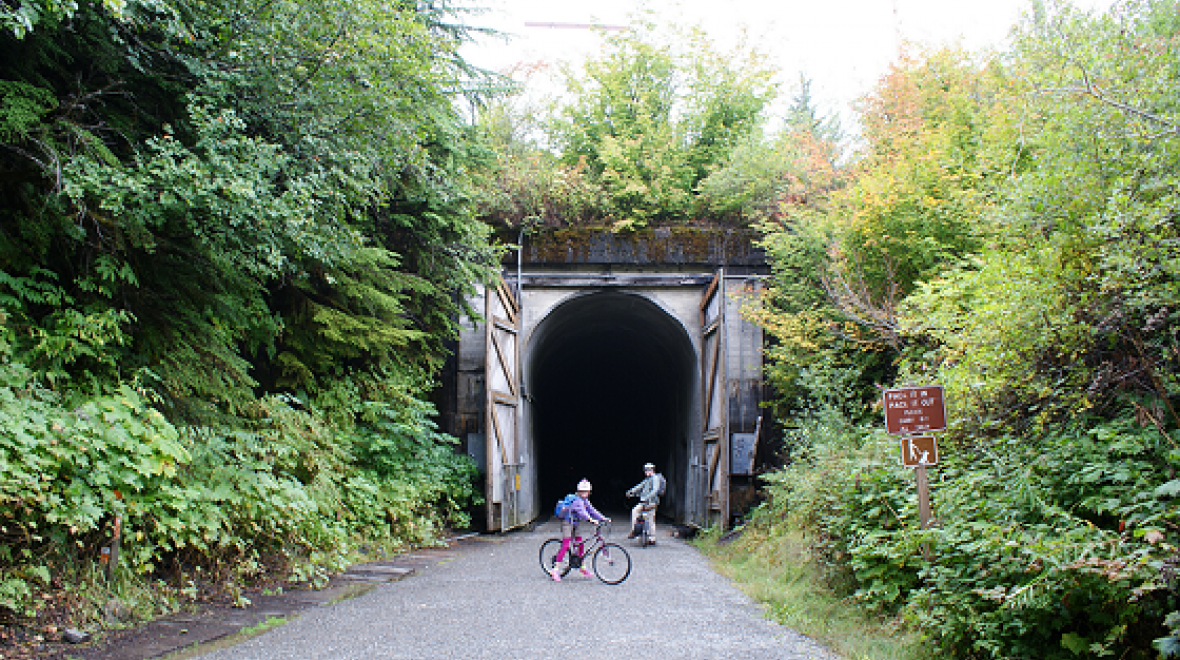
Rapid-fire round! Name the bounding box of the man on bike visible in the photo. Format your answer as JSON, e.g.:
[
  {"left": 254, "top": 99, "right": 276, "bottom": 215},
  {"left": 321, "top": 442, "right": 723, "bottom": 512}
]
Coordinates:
[{"left": 626, "top": 463, "right": 665, "bottom": 542}]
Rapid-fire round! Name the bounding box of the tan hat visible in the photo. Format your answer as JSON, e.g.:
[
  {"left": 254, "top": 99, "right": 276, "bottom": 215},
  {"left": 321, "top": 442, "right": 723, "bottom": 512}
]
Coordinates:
[{"left": 576, "top": 479, "right": 592, "bottom": 492}]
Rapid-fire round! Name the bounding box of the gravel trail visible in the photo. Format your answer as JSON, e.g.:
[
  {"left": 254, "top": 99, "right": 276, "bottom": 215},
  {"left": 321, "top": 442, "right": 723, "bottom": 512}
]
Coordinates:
[{"left": 193, "top": 519, "right": 836, "bottom": 660}]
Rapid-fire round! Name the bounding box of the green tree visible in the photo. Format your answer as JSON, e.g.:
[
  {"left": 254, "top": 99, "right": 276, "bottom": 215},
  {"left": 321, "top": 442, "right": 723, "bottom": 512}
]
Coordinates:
[
  {"left": 473, "top": 94, "right": 607, "bottom": 227},
  {"left": 549, "top": 21, "right": 778, "bottom": 229},
  {"left": 784, "top": 74, "right": 843, "bottom": 147},
  {"left": 0, "top": 0, "right": 497, "bottom": 624},
  {"left": 1, "top": 0, "right": 500, "bottom": 411},
  {"left": 744, "top": 3, "right": 1180, "bottom": 659},
  {"left": 696, "top": 80, "right": 845, "bottom": 225},
  {"left": 900, "top": 0, "right": 1180, "bottom": 431},
  {"left": 749, "top": 48, "right": 1007, "bottom": 422}
]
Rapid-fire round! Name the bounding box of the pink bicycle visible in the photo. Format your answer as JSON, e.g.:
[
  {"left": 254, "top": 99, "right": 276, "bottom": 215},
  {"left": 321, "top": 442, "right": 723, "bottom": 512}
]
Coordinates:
[{"left": 538, "top": 521, "right": 631, "bottom": 584}]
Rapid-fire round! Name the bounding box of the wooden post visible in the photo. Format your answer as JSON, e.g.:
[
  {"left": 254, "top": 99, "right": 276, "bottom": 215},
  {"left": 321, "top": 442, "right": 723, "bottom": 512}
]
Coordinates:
[
  {"left": 915, "top": 466, "right": 932, "bottom": 529},
  {"left": 105, "top": 490, "right": 124, "bottom": 582},
  {"left": 915, "top": 466, "right": 932, "bottom": 560},
  {"left": 105, "top": 514, "right": 122, "bottom": 582},
  {"left": 881, "top": 385, "right": 947, "bottom": 562}
]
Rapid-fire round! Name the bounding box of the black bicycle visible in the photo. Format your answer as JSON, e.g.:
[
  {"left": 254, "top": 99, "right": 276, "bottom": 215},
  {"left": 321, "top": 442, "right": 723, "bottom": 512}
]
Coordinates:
[
  {"left": 627, "top": 496, "right": 657, "bottom": 548},
  {"left": 539, "top": 521, "right": 632, "bottom": 585},
  {"left": 634, "top": 504, "right": 656, "bottom": 548}
]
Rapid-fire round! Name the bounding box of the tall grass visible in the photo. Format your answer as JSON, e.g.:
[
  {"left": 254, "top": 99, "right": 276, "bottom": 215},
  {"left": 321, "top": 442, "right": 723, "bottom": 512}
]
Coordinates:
[{"left": 697, "top": 524, "right": 922, "bottom": 660}]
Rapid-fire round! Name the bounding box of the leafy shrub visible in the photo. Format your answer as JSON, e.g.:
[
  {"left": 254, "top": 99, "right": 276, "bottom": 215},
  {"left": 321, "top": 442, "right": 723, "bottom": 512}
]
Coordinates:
[
  {"left": 756, "top": 415, "right": 1178, "bottom": 660},
  {"left": 909, "top": 422, "right": 1178, "bottom": 659},
  {"left": 0, "top": 360, "right": 191, "bottom": 614},
  {"left": 746, "top": 3, "right": 1180, "bottom": 659},
  {"left": 0, "top": 360, "right": 480, "bottom": 620},
  {"left": 764, "top": 419, "right": 921, "bottom": 608}
]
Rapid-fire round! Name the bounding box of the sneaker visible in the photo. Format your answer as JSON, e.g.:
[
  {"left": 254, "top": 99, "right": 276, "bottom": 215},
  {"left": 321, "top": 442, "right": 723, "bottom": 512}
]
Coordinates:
[
  {"left": 579, "top": 567, "right": 592, "bottom": 577},
  {"left": 549, "top": 568, "right": 562, "bottom": 582}
]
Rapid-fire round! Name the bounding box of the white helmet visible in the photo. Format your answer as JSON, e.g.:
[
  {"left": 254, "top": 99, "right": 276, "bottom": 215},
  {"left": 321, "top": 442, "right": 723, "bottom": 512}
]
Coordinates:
[{"left": 576, "top": 479, "right": 592, "bottom": 492}]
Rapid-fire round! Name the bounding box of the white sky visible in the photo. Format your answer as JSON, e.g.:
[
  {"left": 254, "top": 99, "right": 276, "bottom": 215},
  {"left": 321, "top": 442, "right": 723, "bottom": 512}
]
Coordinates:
[{"left": 461, "top": 0, "right": 1118, "bottom": 130}]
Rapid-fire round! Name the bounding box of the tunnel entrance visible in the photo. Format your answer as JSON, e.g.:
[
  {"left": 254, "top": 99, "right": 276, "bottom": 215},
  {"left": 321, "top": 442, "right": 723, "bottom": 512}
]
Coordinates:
[{"left": 526, "top": 291, "right": 696, "bottom": 519}]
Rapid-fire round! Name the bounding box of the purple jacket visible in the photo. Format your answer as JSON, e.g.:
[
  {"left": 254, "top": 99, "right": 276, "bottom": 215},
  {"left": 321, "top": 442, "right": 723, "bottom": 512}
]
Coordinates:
[{"left": 567, "top": 496, "right": 606, "bottom": 523}]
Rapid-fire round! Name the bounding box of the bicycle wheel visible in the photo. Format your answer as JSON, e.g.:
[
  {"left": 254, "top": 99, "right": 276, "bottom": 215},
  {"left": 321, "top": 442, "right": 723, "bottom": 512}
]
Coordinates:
[
  {"left": 539, "top": 538, "right": 571, "bottom": 578},
  {"left": 635, "top": 509, "right": 653, "bottom": 547},
  {"left": 593, "top": 542, "right": 632, "bottom": 584}
]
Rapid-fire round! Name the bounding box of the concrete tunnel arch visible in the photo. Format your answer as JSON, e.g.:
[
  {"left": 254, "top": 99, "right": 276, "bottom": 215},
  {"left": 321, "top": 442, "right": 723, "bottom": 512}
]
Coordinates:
[{"left": 524, "top": 290, "right": 697, "bottom": 522}]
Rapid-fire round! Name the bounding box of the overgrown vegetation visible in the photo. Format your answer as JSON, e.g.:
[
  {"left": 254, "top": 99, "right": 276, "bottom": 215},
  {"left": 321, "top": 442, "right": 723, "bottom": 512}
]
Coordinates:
[
  {"left": 1, "top": 0, "right": 499, "bottom": 643},
  {"left": 471, "top": 18, "right": 835, "bottom": 233},
  {"left": 4, "top": 0, "right": 1179, "bottom": 658},
  {"left": 722, "top": 1, "right": 1180, "bottom": 658}
]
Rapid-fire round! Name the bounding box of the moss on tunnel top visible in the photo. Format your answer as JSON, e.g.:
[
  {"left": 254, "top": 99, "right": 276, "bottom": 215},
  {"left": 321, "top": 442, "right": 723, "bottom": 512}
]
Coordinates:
[{"left": 497, "top": 225, "right": 766, "bottom": 267}]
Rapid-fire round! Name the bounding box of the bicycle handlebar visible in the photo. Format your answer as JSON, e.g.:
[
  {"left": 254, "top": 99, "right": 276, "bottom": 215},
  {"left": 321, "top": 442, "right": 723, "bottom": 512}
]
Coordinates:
[{"left": 588, "top": 520, "right": 611, "bottom": 537}]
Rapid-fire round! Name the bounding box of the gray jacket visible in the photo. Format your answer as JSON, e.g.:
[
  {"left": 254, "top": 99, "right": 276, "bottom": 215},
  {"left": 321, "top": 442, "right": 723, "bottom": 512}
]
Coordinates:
[{"left": 627, "top": 473, "right": 665, "bottom": 505}]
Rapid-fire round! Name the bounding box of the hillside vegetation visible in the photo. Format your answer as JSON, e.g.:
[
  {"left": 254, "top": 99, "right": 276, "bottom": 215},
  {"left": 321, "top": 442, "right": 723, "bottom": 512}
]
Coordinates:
[
  {"left": 710, "top": 1, "right": 1180, "bottom": 658},
  {"left": 1, "top": 0, "right": 498, "bottom": 638},
  {"left": 2, "top": 0, "right": 1178, "bottom": 657}
]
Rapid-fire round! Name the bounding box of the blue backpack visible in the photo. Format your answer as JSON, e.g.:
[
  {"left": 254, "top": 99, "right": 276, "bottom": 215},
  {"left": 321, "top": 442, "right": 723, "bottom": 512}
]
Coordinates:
[{"left": 554, "top": 493, "right": 577, "bottom": 519}]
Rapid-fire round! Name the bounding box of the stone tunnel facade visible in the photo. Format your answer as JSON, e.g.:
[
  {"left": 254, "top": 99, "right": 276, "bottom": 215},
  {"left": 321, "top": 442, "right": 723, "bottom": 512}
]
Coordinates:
[{"left": 437, "top": 226, "right": 772, "bottom": 532}]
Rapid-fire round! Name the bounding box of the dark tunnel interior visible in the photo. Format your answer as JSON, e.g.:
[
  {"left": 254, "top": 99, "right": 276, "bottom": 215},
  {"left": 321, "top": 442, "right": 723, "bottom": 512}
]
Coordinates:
[{"left": 527, "top": 291, "right": 696, "bottom": 518}]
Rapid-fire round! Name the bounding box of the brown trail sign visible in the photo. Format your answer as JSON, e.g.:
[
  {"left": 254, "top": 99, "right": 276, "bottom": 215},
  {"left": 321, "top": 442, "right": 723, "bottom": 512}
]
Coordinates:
[
  {"left": 900, "top": 435, "right": 939, "bottom": 467},
  {"left": 883, "top": 385, "right": 947, "bottom": 435},
  {"left": 882, "top": 386, "right": 947, "bottom": 546}
]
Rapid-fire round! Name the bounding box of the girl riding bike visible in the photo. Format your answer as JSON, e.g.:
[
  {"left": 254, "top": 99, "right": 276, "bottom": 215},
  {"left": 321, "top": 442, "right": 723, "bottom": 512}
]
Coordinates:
[{"left": 550, "top": 479, "right": 609, "bottom": 581}]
